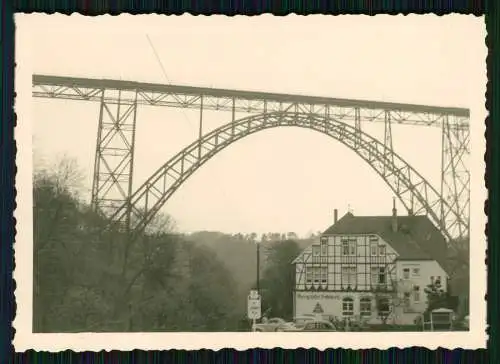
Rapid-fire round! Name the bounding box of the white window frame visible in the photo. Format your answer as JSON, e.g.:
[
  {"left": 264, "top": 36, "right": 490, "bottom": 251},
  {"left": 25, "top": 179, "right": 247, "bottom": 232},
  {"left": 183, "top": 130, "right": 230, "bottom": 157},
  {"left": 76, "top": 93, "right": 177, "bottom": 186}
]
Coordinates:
[
  {"left": 403, "top": 292, "right": 411, "bottom": 307},
  {"left": 313, "top": 266, "right": 321, "bottom": 284},
  {"left": 403, "top": 268, "right": 410, "bottom": 280},
  {"left": 413, "top": 285, "right": 420, "bottom": 303},
  {"left": 341, "top": 266, "right": 357, "bottom": 286},
  {"left": 359, "top": 297, "right": 372, "bottom": 317},
  {"left": 320, "top": 240, "right": 328, "bottom": 255},
  {"left": 378, "top": 267, "right": 386, "bottom": 284},
  {"left": 320, "top": 266, "right": 328, "bottom": 285},
  {"left": 305, "top": 267, "right": 313, "bottom": 284},
  {"left": 435, "top": 276, "right": 442, "bottom": 287},
  {"left": 342, "top": 297, "right": 354, "bottom": 316},
  {"left": 341, "top": 239, "right": 349, "bottom": 255}
]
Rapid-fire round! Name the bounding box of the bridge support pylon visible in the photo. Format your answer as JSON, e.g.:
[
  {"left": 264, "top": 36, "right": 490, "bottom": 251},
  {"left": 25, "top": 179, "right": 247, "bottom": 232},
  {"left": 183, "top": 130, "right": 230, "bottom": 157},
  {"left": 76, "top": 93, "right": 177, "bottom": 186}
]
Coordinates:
[{"left": 91, "top": 88, "right": 138, "bottom": 231}]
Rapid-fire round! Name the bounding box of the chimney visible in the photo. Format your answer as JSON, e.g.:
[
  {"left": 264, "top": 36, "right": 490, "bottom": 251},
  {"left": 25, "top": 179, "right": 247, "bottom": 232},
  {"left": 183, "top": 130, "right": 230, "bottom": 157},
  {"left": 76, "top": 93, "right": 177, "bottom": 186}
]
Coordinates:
[
  {"left": 334, "top": 209, "right": 338, "bottom": 224},
  {"left": 392, "top": 197, "right": 398, "bottom": 232}
]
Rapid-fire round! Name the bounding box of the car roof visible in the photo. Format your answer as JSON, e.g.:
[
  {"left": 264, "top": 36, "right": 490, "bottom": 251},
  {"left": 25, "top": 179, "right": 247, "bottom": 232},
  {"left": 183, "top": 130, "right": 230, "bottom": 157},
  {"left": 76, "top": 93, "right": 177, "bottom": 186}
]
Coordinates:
[{"left": 304, "top": 319, "right": 333, "bottom": 325}]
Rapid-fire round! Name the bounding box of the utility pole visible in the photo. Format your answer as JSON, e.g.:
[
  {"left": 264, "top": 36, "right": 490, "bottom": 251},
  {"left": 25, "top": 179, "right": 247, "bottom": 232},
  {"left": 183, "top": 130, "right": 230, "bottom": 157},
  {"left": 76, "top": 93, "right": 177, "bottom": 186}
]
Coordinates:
[{"left": 256, "top": 240, "right": 260, "bottom": 294}]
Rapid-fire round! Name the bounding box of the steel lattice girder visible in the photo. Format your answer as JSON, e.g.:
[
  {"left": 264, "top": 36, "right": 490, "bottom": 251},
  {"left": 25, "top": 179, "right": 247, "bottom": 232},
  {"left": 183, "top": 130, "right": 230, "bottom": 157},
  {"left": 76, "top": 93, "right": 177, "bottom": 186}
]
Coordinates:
[
  {"left": 32, "top": 75, "right": 469, "bottom": 128},
  {"left": 32, "top": 75, "right": 470, "bottom": 240},
  {"left": 107, "top": 112, "right": 468, "bottom": 242},
  {"left": 90, "top": 89, "right": 138, "bottom": 222},
  {"left": 441, "top": 116, "right": 470, "bottom": 239}
]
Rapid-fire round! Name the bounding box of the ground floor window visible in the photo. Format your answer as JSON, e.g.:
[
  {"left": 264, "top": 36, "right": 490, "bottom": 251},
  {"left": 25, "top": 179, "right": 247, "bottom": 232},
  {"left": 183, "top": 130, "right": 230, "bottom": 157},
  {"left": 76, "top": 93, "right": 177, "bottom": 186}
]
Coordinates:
[
  {"left": 403, "top": 292, "right": 411, "bottom": 307},
  {"left": 377, "top": 297, "right": 391, "bottom": 315},
  {"left": 413, "top": 285, "right": 420, "bottom": 302},
  {"left": 359, "top": 297, "right": 372, "bottom": 317},
  {"left": 342, "top": 297, "right": 354, "bottom": 316}
]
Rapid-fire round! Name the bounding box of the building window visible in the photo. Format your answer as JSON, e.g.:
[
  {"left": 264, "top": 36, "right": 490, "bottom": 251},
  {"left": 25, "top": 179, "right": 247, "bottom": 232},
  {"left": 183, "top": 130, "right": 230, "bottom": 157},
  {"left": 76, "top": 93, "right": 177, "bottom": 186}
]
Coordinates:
[
  {"left": 403, "top": 292, "right": 410, "bottom": 307},
  {"left": 360, "top": 297, "right": 372, "bottom": 317},
  {"left": 403, "top": 268, "right": 410, "bottom": 280},
  {"left": 348, "top": 238, "right": 357, "bottom": 255},
  {"left": 341, "top": 266, "right": 357, "bottom": 286},
  {"left": 342, "top": 297, "right": 354, "bottom": 316},
  {"left": 435, "top": 276, "right": 442, "bottom": 287},
  {"left": 413, "top": 285, "right": 420, "bottom": 302},
  {"left": 378, "top": 267, "right": 386, "bottom": 284},
  {"left": 377, "top": 297, "right": 391, "bottom": 315},
  {"left": 371, "top": 267, "right": 386, "bottom": 286},
  {"left": 342, "top": 240, "right": 349, "bottom": 255},
  {"left": 321, "top": 266, "right": 328, "bottom": 285},
  {"left": 305, "top": 267, "right": 312, "bottom": 284},
  {"left": 312, "top": 245, "right": 320, "bottom": 263},
  {"left": 412, "top": 268, "right": 420, "bottom": 277},
  {"left": 370, "top": 267, "right": 378, "bottom": 286},
  {"left": 313, "top": 267, "right": 321, "bottom": 284},
  {"left": 321, "top": 240, "right": 328, "bottom": 256},
  {"left": 379, "top": 245, "right": 386, "bottom": 255},
  {"left": 369, "top": 236, "right": 378, "bottom": 256},
  {"left": 342, "top": 237, "right": 356, "bottom": 256}
]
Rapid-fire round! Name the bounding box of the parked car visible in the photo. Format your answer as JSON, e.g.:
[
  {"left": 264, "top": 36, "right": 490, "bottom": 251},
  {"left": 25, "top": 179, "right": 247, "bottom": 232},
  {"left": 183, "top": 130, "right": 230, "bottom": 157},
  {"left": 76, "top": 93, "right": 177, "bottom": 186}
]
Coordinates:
[
  {"left": 283, "top": 319, "right": 337, "bottom": 332},
  {"left": 252, "top": 317, "right": 295, "bottom": 332}
]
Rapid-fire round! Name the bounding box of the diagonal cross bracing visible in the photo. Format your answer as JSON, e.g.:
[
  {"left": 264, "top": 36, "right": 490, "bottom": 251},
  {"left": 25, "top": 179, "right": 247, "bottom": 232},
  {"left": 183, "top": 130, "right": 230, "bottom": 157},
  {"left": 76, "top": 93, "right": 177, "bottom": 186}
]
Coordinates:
[
  {"left": 32, "top": 75, "right": 470, "bottom": 241},
  {"left": 107, "top": 112, "right": 468, "bottom": 242}
]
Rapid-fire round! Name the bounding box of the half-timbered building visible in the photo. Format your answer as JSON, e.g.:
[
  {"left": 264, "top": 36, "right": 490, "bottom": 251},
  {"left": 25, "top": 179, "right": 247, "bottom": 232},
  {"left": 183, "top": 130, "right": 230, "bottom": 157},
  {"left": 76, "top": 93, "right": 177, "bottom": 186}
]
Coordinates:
[{"left": 292, "top": 200, "right": 450, "bottom": 325}]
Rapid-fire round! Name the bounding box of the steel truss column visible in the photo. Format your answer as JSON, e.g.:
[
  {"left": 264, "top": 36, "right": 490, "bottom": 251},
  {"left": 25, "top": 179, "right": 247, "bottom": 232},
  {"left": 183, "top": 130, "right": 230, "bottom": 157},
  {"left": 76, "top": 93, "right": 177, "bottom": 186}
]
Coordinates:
[
  {"left": 354, "top": 107, "right": 361, "bottom": 147},
  {"left": 383, "top": 111, "right": 400, "bottom": 208},
  {"left": 440, "top": 116, "right": 470, "bottom": 239},
  {"left": 91, "top": 88, "right": 138, "bottom": 229},
  {"left": 198, "top": 96, "right": 204, "bottom": 160}
]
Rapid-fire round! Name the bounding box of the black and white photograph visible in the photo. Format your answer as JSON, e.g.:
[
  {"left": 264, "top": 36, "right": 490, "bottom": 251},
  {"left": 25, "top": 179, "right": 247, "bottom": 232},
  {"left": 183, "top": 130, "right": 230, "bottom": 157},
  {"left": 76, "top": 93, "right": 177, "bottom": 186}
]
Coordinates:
[{"left": 14, "top": 14, "right": 486, "bottom": 350}]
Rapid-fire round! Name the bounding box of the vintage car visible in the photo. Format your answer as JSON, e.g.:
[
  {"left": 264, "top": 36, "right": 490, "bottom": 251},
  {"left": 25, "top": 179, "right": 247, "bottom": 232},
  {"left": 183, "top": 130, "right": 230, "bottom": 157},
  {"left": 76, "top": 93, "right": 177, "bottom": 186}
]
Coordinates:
[
  {"left": 283, "top": 319, "right": 337, "bottom": 332},
  {"left": 252, "top": 317, "right": 295, "bottom": 332}
]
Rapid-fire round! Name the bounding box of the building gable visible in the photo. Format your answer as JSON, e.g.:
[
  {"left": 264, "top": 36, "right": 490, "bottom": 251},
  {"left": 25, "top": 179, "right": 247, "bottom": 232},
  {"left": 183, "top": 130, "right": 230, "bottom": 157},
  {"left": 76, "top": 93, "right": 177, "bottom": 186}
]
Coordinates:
[{"left": 321, "top": 212, "right": 449, "bottom": 272}]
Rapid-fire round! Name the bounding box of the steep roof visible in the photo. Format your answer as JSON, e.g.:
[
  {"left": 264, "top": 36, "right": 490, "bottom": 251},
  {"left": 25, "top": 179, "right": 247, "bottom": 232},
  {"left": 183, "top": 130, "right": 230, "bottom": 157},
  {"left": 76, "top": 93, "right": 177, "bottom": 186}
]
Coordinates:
[{"left": 322, "top": 212, "right": 449, "bottom": 270}]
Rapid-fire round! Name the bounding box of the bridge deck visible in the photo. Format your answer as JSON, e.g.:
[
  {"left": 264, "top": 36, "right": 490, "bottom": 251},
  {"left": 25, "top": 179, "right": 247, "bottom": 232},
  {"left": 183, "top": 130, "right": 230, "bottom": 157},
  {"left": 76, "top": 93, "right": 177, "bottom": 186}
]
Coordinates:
[{"left": 32, "top": 74, "right": 469, "bottom": 118}]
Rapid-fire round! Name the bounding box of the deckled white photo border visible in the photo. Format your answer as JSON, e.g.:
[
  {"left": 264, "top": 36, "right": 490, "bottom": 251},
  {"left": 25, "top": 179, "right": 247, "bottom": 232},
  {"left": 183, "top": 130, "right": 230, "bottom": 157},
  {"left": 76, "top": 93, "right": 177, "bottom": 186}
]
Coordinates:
[{"left": 13, "top": 14, "right": 488, "bottom": 351}]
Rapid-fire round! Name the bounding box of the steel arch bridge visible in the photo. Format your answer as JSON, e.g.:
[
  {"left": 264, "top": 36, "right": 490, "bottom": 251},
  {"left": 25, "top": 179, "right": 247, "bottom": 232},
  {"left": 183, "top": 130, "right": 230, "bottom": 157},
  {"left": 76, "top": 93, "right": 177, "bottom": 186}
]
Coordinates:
[{"left": 32, "top": 75, "right": 470, "bottom": 241}]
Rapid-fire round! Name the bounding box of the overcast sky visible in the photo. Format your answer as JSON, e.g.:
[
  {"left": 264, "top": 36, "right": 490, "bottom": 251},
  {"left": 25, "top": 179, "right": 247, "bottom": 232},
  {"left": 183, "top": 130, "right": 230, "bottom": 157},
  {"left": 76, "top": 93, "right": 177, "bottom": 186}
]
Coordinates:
[{"left": 26, "top": 14, "right": 485, "bottom": 237}]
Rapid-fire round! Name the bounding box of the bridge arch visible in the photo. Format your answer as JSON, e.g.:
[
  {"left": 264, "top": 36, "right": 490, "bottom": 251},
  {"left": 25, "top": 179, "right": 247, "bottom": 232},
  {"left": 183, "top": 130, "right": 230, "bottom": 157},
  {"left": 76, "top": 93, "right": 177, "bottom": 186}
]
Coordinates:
[{"left": 109, "top": 111, "right": 468, "bottom": 241}]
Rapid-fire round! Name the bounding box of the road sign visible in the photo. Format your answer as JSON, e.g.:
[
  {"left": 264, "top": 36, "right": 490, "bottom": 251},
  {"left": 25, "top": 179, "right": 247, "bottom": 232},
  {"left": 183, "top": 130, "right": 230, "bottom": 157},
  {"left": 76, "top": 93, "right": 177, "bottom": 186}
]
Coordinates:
[
  {"left": 313, "top": 302, "right": 324, "bottom": 314},
  {"left": 247, "top": 292, "right": 261, "bottom": 320}
]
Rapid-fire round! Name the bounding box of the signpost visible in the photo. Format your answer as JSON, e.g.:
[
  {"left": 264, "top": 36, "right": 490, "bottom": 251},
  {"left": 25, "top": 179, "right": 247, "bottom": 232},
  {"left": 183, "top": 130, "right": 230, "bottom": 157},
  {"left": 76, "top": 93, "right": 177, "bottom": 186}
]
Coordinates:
[{"left": 247, "top": 290, "right": 261, "bottom": 329}]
